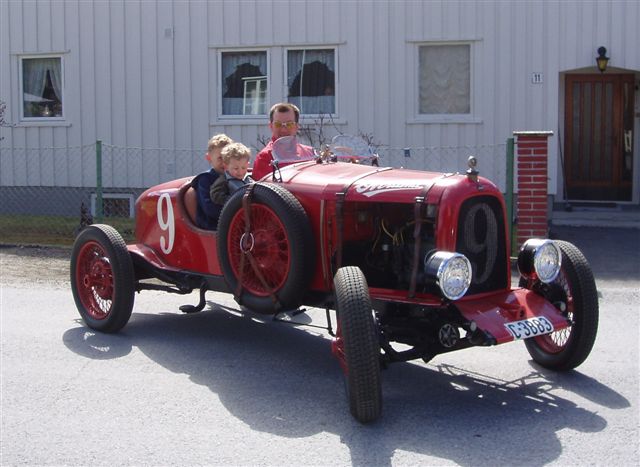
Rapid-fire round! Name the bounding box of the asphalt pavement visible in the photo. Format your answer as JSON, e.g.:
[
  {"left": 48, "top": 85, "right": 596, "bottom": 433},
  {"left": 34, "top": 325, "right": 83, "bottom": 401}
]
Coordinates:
[
  {"left": 547, "top": 225, "right": 640, "bottom": 282},
  {"left": 1, "top": 225, "right": 638, "bottom": 466}
]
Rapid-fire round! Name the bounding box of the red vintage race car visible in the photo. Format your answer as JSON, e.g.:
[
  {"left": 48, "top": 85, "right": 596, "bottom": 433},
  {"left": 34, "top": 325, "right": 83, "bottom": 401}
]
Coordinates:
[{"left": 70, "top": 136, "right": 598, "bottom": 423}]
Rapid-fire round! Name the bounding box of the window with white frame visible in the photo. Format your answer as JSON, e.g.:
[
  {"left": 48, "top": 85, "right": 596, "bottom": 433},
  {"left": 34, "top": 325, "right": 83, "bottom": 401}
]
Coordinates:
[
  {"left": 287, "top": 48, "right": 335, "bottom": 115},
  {"left": 418, "top": 44, "right": 470, "bottom": 115},
  {"left": 242, "top": 76, "right": 267, "bottom": 115},
  {"left": 221, "top": 51, "right": 268, "bottom": 116},
  {"left": 20, "top": 56, "right": 64, "bottom": 119}
]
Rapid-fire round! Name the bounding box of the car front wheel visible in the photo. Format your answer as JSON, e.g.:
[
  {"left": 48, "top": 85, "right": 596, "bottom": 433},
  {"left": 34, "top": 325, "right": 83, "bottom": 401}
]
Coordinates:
[
  {"left": 332, "top": 266, "right": 382, "bottom": 423},
  {"left": 520, "top": 240, "right": 599, "bottom": 370}
]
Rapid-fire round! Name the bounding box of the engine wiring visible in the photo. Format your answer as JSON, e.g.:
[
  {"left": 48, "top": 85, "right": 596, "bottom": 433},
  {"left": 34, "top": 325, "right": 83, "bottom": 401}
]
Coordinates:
[
  {"left": 360, "top": 205, "right": 439, "bottom": 279},
  {"left": 381, "top": 219, "right": 405, "bottom": 246},
  {"left": 366, "top": 218, "right": 408, "bottom": 270}
]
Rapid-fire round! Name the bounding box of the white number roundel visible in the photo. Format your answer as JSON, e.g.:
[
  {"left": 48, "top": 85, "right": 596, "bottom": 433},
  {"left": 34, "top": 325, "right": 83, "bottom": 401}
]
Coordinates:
[{"left": 157, "top": 193, "right": 175, "bottom": 254}]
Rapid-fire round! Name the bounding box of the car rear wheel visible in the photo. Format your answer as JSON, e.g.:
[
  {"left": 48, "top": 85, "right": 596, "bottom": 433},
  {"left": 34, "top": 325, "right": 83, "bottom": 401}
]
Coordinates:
[
  {"left": 520, "top": 240, "right": 599, "bottom": 370},
  {"left": 70, "top": 224, "right": 135, "bottom": 333},
  {"left": 332, "top": 266, "right": 382, "bottom": 423},
  {"left": 217, "top": 183, "right": 314, "bottom": 314}
]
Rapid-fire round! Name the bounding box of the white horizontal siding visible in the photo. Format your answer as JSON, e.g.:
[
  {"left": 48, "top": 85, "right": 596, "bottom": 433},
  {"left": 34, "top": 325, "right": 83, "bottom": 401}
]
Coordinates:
[{"left": 0, "top": 0, "right": 638, "bottom": 193}]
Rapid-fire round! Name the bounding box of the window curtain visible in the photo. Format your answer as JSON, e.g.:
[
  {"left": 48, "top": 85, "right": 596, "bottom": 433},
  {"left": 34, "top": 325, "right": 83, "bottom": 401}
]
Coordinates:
[
  {"left": 48, "top": 59, "right": 63, "bottom": 101},
  {"left": 419, "top": 45, "right": 470, "bottom": 114},
  {"left": 221, "top": 52, "right": 267, "bottom": 115},
  {"left": 23, "top": 58, "right": 62, "bottom": 101},
  {"left": 287, "top": 49, "right": 335, "bottom": 114}
]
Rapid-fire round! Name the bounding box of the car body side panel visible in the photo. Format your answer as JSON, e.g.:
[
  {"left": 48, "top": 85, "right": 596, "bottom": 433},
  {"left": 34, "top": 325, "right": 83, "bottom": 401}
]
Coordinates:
[
  {"left": 134, "top": 178, "right": 222, "bottom": 275},
  {"left": 132, "top": 163, "right": 510, "bottom": 298}
]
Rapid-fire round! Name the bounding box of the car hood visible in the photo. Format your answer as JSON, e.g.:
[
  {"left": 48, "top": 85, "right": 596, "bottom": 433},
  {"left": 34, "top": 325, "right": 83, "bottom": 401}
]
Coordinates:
[{"left": 276, "top": 161, "right": 494, "bottom": 204}]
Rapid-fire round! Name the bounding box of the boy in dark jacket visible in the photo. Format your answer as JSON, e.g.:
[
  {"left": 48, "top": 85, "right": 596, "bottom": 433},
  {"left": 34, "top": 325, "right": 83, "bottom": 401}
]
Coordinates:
[
  {"left": 210, "top": 142, "right": 254, "bottom": 206},
  {"left": 190, "top": 134, "right": 232, "bottom": 230}
]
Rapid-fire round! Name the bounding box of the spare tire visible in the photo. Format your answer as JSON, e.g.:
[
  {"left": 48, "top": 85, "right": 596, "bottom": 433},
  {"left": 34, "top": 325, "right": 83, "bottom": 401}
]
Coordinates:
[{"left": 217, "top": 183, "right": 315, "bottom": 313}]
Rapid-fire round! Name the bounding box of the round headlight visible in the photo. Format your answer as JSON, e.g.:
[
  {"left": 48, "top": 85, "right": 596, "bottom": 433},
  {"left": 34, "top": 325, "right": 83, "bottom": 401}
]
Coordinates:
[
  {"left": 424, "top": 251, "right": 472, "bottom": 300},
  {"left": 517, "top": 239, "right": 562, "bottom": 283}
]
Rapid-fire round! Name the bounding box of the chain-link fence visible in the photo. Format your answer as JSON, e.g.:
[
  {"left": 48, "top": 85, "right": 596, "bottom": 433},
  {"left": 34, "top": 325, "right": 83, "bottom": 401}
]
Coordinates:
[
  {"left": 0, "top": 140, "right": 509, "bottom": 247},
  {"left": 376, "top": 143, "right": 507, "bottom": 190},
  {"left": 0, "top": 142, "right": 202, "bottom": 246}
]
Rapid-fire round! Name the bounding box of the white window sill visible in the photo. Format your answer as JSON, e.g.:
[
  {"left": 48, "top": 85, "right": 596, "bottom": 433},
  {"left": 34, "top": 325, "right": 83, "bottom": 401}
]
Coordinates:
[
  {"left": 15, "top": 120, "right": 71, "bottom": 128},
  {"left": 212, "top": 116, "right": 347, "bottom": 125},
  {"left": 408, "top": 116, "right": 483, "bottom": 125},
  {"left": 299, "top": 116, "right": 346, "bottom": 125},
  {"left": 211, "top": 116, "right": 268, "bottom": 125}
]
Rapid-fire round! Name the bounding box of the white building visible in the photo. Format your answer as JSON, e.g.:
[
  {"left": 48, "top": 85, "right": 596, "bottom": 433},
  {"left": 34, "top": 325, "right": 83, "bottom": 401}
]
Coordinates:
[{"left": 1, "top": 0, "right": 639, "bottom": 215}]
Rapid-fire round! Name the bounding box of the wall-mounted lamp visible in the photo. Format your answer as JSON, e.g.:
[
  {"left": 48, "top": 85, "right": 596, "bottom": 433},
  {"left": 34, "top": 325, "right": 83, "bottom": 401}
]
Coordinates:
[{"left": 596, "top": 46, "right": 609, "bottom": 73}]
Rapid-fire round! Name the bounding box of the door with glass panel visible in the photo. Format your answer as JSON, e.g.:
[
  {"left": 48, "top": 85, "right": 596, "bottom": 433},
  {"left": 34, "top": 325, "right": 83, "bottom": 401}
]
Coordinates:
[{"left": 564, "top": 74, "right": 634, "bottom": 201}]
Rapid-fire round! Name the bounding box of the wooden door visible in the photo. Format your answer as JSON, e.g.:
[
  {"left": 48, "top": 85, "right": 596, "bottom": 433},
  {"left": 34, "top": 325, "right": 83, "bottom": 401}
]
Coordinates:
[{"left": 564, "top": 74, "right": 634, "bottom": 201}]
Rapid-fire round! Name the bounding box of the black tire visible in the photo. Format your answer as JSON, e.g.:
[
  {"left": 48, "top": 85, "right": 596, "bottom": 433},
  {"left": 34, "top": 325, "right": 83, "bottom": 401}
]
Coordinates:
[
  {"left": 217, "top": 183, "right": 314, "bottom": 313},
  {"left": 70, "top": 224, "right": 135, "bottom": 333},
  {"left": 333, "top": 266, "right": 382, "bottom": 423},
  {"left": 520, "top": 240, "right": 599, "bottom": 370}
]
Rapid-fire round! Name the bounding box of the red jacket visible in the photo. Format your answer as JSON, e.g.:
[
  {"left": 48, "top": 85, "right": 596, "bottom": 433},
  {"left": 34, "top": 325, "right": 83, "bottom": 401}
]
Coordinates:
[
  {"left": 252, "top": 137, "right": 314, "bottom": 180},
  {"left": 251, "top": 139, "right": 276, "bottom": 181}
]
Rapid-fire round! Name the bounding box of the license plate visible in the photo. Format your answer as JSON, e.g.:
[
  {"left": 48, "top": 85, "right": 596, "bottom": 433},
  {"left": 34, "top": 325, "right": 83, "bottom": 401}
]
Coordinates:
[{"left": 504, "top": 316, "right": 554, "bottom": 340}]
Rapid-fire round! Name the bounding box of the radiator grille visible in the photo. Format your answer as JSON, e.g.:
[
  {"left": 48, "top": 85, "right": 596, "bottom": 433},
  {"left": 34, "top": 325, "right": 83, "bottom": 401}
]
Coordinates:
[{"left": 456, "top": 196, "right": 508, "bottom": 294}]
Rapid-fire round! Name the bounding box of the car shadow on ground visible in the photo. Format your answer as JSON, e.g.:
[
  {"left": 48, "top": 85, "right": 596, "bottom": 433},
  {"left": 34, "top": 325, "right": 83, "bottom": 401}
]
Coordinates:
[{"left": 62, "top": 303, "right": 628, "bottom": 466}]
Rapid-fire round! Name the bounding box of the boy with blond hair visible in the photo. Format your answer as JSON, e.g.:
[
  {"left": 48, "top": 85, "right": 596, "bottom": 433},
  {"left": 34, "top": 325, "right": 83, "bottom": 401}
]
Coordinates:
[
  {"left": 190, "top": 133, "right": 233, "bottom": 230},
  {"left": 210, "top": 142, "right": 254, "bottom": 206}
]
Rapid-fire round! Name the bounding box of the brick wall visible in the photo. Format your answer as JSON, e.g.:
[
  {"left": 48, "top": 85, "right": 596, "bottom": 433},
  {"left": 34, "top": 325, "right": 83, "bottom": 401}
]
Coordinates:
[{"left": 514, "top": 131, "right": 553, "bottom": 248}]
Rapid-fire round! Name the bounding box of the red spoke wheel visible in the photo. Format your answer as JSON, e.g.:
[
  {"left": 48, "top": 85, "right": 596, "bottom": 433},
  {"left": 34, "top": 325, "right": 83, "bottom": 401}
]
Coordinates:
[
  {"left": 520, "top": 240, "right": 599, "bottom": 370},
  {"left": 71, "top": 225, "right": 135, "bottom": 333},
  {"left": 227, "top": 204, "right": 290, "bottom": 296},
  {"left": 217, "top": 183, "right": 314, "bottom": 314},
  {"left": 333, "top": 266, "right": 382, "bottom": 423}
]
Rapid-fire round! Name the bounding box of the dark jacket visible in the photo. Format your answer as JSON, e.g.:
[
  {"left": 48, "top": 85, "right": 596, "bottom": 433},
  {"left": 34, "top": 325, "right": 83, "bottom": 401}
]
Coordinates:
[
  {"left": 210, "top": 172, "right": 254, "bottom": 206},
  {"left": 191, "top": 168, "right": 222, "bottom": 230}
]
